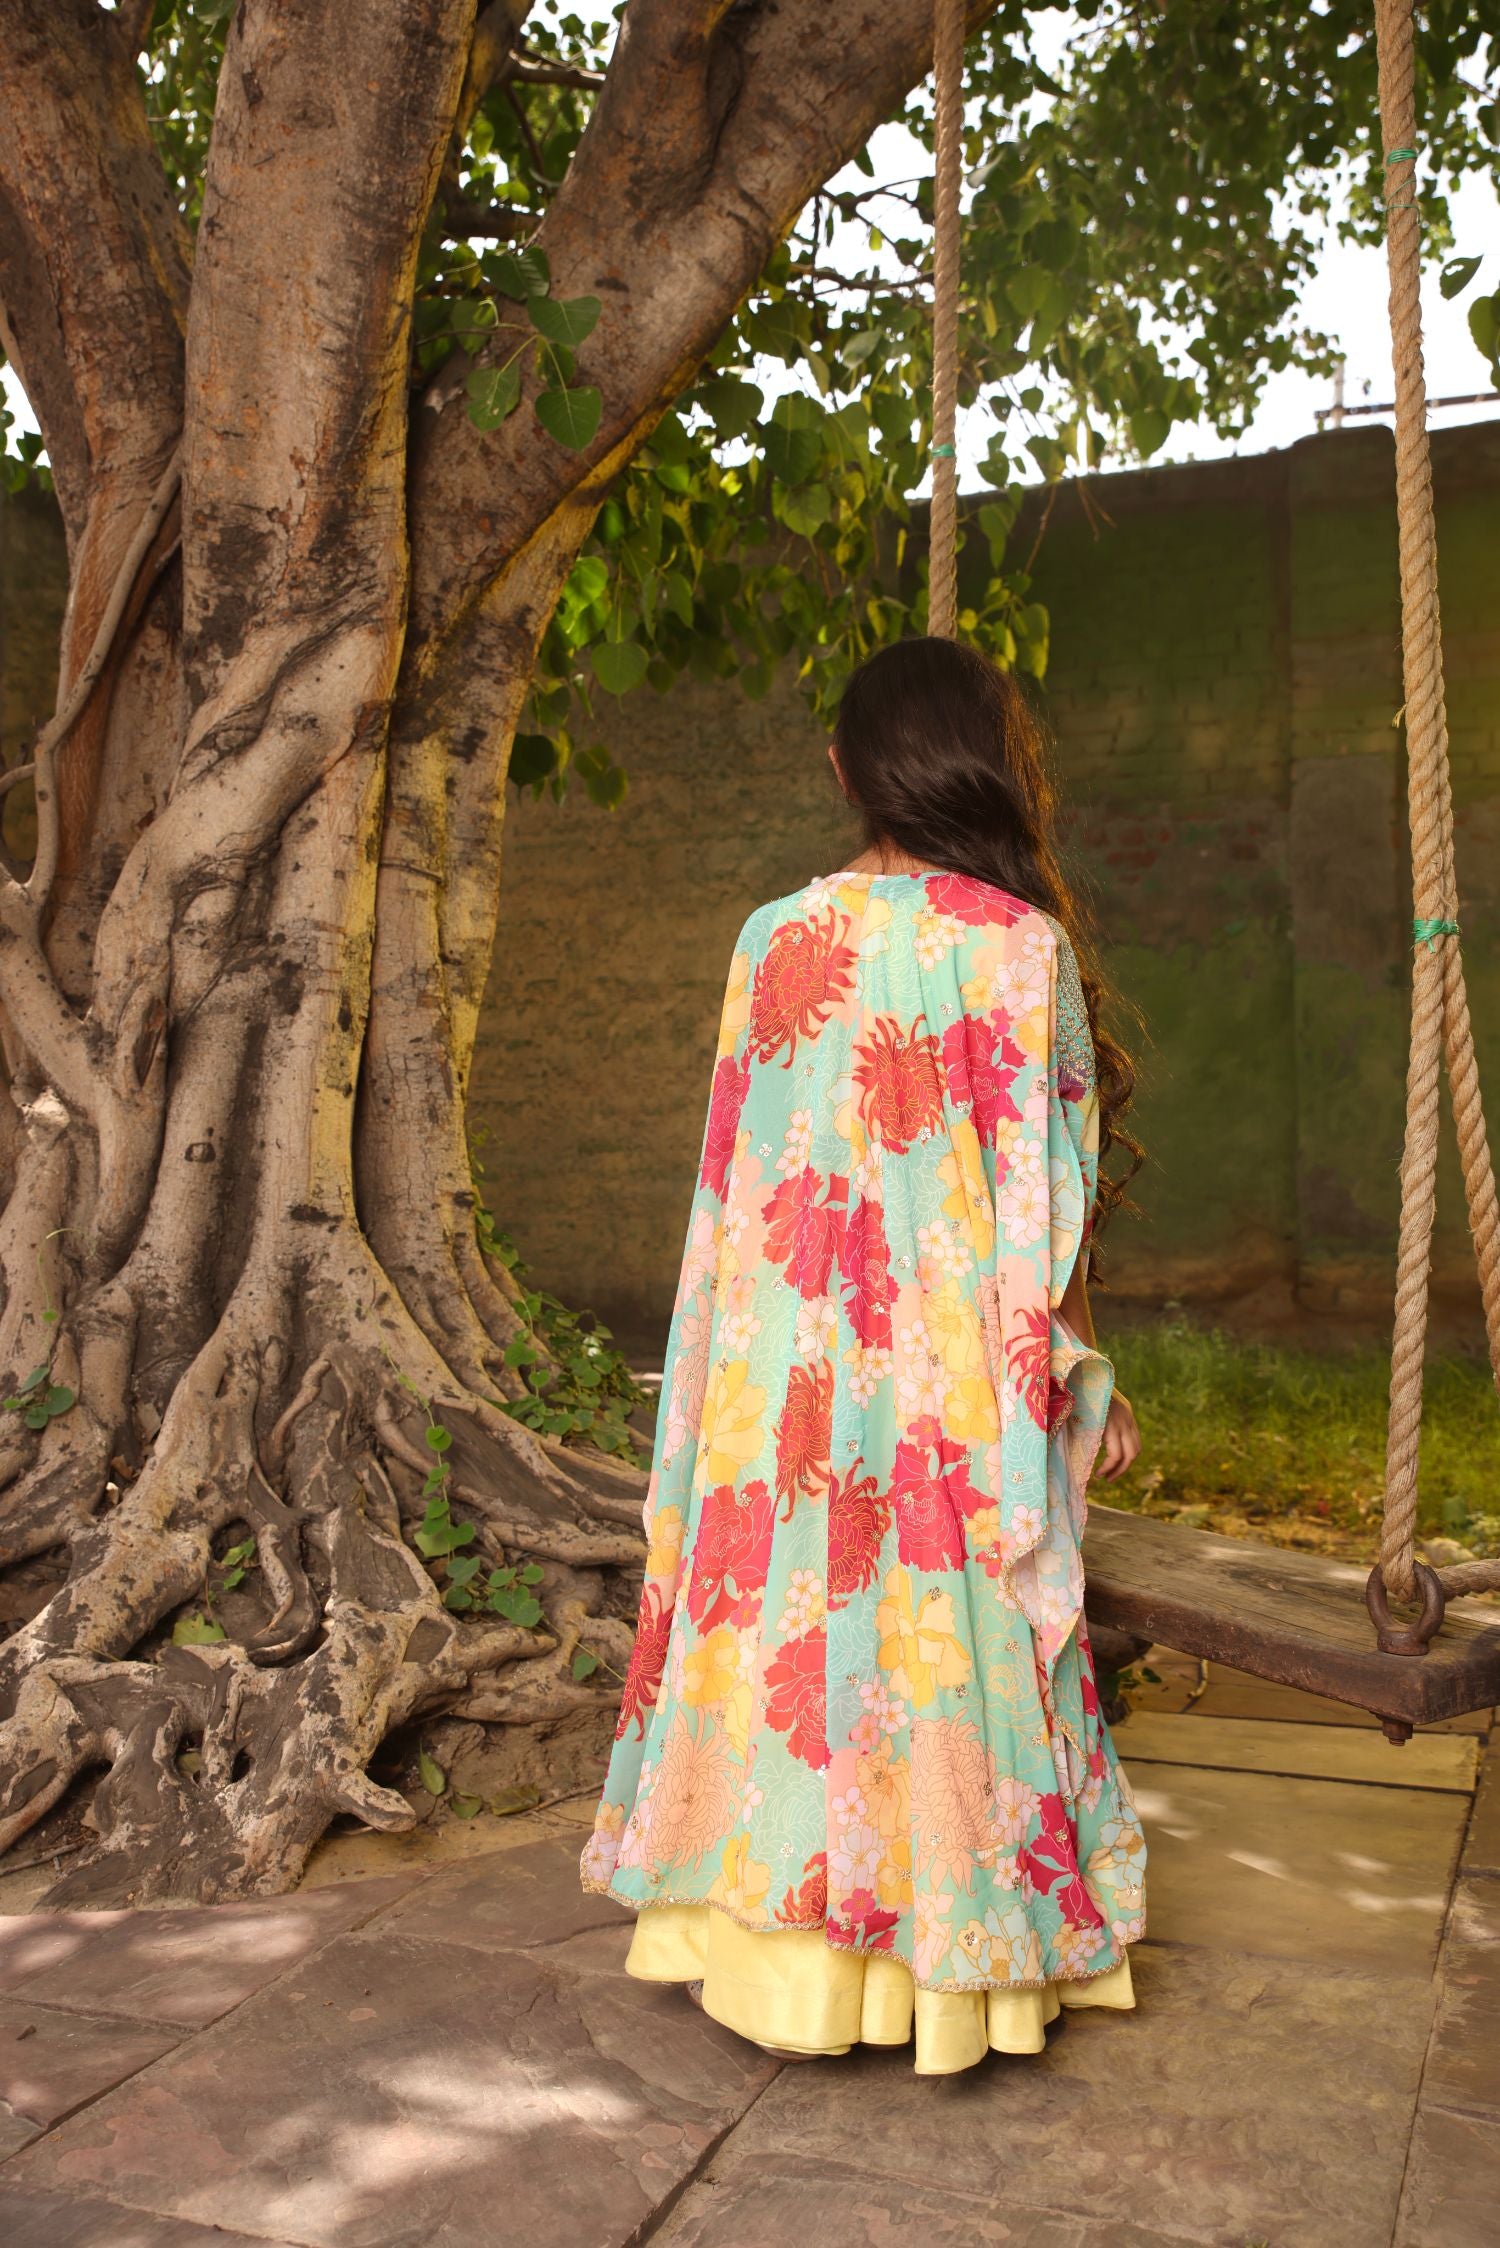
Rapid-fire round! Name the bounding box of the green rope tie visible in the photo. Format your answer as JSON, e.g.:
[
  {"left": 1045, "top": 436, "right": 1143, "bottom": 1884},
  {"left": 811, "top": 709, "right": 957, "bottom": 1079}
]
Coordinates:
[
  {"left": 1384, "top": 145, "right": 1418, "bottom": 210},
  {"left": 1413, "top": 915, "right": 1460, "bottom": 952},
  {"left": 930, "top": 442, "right": 956, "bottom": 459}
]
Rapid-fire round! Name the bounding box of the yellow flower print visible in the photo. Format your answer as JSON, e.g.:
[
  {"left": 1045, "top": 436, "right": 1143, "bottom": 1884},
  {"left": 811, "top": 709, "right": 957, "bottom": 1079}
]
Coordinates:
[
  {"left": 923, "top": 1282, "right": 984, "bottom": 1378},
  {"left": 946, "top": 1372, "right": 1000, "bottom": 1445},
  {"left": 645, "top": 1504, "right": 685, "bottom": 1582},
  {"left": 856, "top": 1736, "right": 912, "bottom": 1839},
  {"left": 876, "top": 1566, "right": 973, "bottom": 1711},
  {"left": 876, "top": 1834, "right": 914, "bottom": 1912},
  {"left": 711, "top": 1831, "right": 772, "bottom": 1920},
  {"left": 966, "top": 1503, "right": 1002, "bottom": 1553},
  {"left": 716, "top": 950, "right": 752, "bottom": 1060},
  {"left": 682, "top": 1625, "right": 740, "bottom": 1709},
  {"left": 697, "top": 1359, "right": 766, "bottom": 1486},
  {"left": 937, "top": 1118, "right": 995, "bottom": 1262}
]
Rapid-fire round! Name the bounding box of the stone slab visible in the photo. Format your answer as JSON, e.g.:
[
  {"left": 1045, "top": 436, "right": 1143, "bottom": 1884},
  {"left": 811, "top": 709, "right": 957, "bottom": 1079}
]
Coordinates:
[
  {"left": 1122, "top": 1758, "right": 1467, "bottom": 1977},
  {"left": 346, "top": 1830, "right": 629, "bottom": 1957},
  {"left": 653, "top": 2151, "right": 1206, "bottom": 2248},
  {"left": 0, "top": 1877, "right": 420, "bottom": 2029},
  {"left": 0, "top": 1911, "right": 131, "bottom": 1996},
  {"left": 701, "top": 1943, "right": 1432, "bottom": 2248},
  {"left": 0, "top": 1996, "right": 181, "bottom": 2154},
  {"left": 8, "top": 1926, "right": 777, "bottom": 2248},
  {"left": 0, "top": 2182, "right": 306, "bottom": 2248},
  {"left": 1420, "top": 1876, "right": 1500, "bottom": 2116},
  {"left": 1395, "top": 2102, "right": 1500, "bottom": 2248},
  {"left": 1462, "top": 1739, "right": 1500, "bottom": 1874},
  {"left": 1119, "top": 1710, "right": 1479, "bottom": 1792},
  {"left": 1131, "top": 1646, "right": 1493, "bottom": 1734}
]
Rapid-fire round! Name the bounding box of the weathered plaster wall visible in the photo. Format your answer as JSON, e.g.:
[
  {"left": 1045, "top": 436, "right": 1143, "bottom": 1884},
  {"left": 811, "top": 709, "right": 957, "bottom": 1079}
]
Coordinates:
[
  {"left": 476, "top": 425, "right": 1500, "bottom": 1353},
  {"left": 2, "top": 430, "right": 1496, "bottom": 1357}
]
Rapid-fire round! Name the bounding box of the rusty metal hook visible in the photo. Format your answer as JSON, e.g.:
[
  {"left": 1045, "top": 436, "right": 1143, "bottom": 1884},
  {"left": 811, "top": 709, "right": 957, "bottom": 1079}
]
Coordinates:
[{"left": 1365, "top": 1562, "right": 1447, "bottom": 1656}]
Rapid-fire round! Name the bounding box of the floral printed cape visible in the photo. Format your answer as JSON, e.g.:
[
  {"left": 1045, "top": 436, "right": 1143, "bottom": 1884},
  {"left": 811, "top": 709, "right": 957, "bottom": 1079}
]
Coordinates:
[{"left": 582, "top": 868, "right": 1147, "bottom": 1993}]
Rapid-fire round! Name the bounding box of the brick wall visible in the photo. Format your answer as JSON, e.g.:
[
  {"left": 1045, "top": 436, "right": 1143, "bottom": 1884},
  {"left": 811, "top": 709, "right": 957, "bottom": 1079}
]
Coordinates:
[
  {"left": 2, "top": 430, "right": 1496, "bottom": 1355},
  {"left": 478, "top": 425, "right": 1500, "bottom": 1352}
]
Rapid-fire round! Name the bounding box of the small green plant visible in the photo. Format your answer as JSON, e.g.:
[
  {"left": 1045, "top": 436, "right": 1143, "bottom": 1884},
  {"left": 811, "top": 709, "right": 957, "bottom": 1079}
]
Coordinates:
[
  {"left": 217, "top": 1536, "right": 256, "bottom": 1590},
  {"left": 470, "top": 1141, "right": 655, "bottom": 1463},
  {"left": 3, "top": 1362, "right": 75, "bottom": 1429},
  {"left": 172, "top": 1611, "right": 226, "bottom": 1646}
]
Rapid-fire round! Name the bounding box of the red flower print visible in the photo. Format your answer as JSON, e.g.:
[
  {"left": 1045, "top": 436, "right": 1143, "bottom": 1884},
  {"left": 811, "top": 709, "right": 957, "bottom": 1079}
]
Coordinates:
[
  {"left": 615, "top": 1583, "right": 671, "bottom": 1741},
  {"left": 699, "top": 1052, "right": 750, "bottom": 1198},
  {"left": 826, "top": 1888, "right": 899, "bottom": 1952},
  {"left": 774, "top": 1357, "right": 833, "bottom": 1518},
  {"left": 827, "top": 1459, "right": 892, "bottom": 1607},
  {"left": 839, "top": 1194, "right": 893, "bottom": 1348},
  {"left": 1020, "top": 1793, "right": 1105, "bottom": 1931},
  {"left": 852, "top": 1015, "right": 946, "bottom": 1154},
  {"left": 775, "top": 1850, "right": 829, "bottom": 1926},
  {"left": 1008, "top": 1305, "right": 1052, "bottom": 1430},
  {"left": 890, "top": 1419, "right": 986, "bottom": 1572},
  {"left": 761, "top": 1167, "right": 848, "bottom": 1298},
  {"left": 749, "top": 911, "right": 858, "bottom": 1065},
  {"left": 687, "top": 1478, "right": 777, "bottom": 1632},
  {"left": 940, "top": 1013, "right": 1024, "bottom": 1146},
  {"left": 924, "top": 873, "right": 1030, "bottom": 927},
  {"left": 764, "top": 1627, "right": 829, "bottom": 1769},
  {"left": 1046, "top": 1376, "right": 1074, "bottom": 1433}
]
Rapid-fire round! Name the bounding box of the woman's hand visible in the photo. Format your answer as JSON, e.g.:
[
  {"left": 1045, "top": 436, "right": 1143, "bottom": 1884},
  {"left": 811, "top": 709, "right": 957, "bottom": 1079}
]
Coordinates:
[{"left": 1095, "top": 1392, "right": 1142, "bottom": 1483}]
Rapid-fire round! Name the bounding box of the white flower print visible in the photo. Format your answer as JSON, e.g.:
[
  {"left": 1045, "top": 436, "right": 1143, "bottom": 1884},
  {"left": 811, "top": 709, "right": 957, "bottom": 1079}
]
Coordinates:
[
  {"left": 777, "top": 1108, "right": 814, "bottom": 1176},
  {"left": 777, "top": 1568, "right": 827, "bottom": 1640},
  {"left": 845, "top": 1343, "right": 893, "bottom": 1406},
  {"left": 795, "top": 1296, "right": 839, "bottom": 1360}
]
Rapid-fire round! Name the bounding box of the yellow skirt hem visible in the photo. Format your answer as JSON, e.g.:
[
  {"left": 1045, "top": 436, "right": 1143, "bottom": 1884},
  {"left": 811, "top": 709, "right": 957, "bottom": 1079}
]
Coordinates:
[{"left": 623, "top": 1898, "right": 1135, "bottom": 2076}]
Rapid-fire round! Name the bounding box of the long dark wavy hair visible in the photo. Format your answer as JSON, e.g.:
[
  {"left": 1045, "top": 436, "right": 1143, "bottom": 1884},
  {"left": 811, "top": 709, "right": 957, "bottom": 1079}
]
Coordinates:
[{"left": 833, "top": 635, "right": 1142, "bottom": 1234}]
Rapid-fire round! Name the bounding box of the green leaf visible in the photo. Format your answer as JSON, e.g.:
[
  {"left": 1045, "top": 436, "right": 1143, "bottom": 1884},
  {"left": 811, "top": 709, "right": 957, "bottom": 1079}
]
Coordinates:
[
  {"left": 451, "top": 1793, "right": 484, "bottom": 1819},
  {"left": 44, "top": 1385, "right": 75, "bottom": 1417},
  {"left": 442, "top": 1584, "right": 474, "bottom": 1610},
  {"left": 697, "top": 377, "right": 763, "bottom": 440},
  {"left": 425, "top": 1422, "right": 452, "bottom": 1453},
  {"left": 569, "top": 555, "right": 609, "bottom": 604},
  {"left": 491, "top": 246, "right": 550, "bottom": 300},
  {"left": 571, "top": 1646, "right": 600, "bottom": 1680},
  {"left": 465, "top": 361, "right": 522, "bottom": 432},
  {"left": 777, "top": 482, "right": 831, "bottom": 538},
  {"left": 528, "top": 293, "right": 601, "bottom": 349},
  {"left": 1440, "top": 255, "right": 1481, "bottom": 301},
  {"left": 762, "top": 420, "right": 821, "bottom": 488},
  {"left": 536, "top": 385, "right": 602, "bottom": 450},
  {"left": 418, "top": 1751, "right": 447, "bottom": 1798},
  {"left": 1470, "top": 292, "right": 1500, "bottom": 368},
  {"left": 510, "top": 733, "right": 558, "bottom": 788},
  {"left": 445, "top": 1553, "right": 482, "bottom": 1585},
  {"left": 23, "top": 1402, "right": 48, "bottom": 1430},
  {"left": 16, "top": 1364, "right": 49, "bottom": 1396},
  {"left": 1128, "top": 407, "right": 1171, "bottom": 458},
  {"left": 487, "top": 1583, "right": 543, "bottom": 1626},
  {"left": 590, "top": 638, "right": 649, "bottom": 696},
  {"left": 518, "top": 1562, "right": 545, "bottom": 1585},
  {"left": 490, "top": 1784, "right": 542, "bottom": 1817},
  {"left": 172, "top": 1612, "right": 227, "bottom": 1646}
]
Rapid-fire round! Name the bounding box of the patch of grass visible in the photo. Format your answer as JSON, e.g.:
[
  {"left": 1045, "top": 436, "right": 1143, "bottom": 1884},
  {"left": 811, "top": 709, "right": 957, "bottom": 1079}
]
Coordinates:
[{"left": 1100, "top": 1316, "right": 1500, "bottom": 1554}]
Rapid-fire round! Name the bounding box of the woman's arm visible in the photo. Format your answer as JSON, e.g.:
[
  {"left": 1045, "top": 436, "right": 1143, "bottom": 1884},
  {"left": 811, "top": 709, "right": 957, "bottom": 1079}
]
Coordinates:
[{"left": 1059, "top": 1258, "right": 1141, "bottom": 1484}]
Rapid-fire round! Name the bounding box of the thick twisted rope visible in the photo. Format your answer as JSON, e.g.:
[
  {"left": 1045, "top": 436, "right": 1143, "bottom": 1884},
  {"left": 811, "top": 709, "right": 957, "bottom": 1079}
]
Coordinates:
[
  {"left": 928, "top": 0, "right": 965, "bottom": 640},
  {"left": 1375, "top": 0, "right": 1500, "bottom": 1612}
]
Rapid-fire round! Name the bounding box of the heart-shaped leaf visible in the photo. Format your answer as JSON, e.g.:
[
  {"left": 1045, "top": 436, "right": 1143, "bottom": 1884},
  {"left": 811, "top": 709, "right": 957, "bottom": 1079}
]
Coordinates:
[
  {"left": 172, "top": 1612, "right": 227, "bottom": 1646},
  {"left": 536, "top": 385, "right": 602, "bottom": 451},
  {"left": 528, "top": 293, "right": 601, "bottom": 349},
  {"left": 1440, "top": 254, "right": 1481, "bottom": 300},
  {"left": 571, "top": 1646, "right": 600, "bottom": 1680},
  {"left": 418, "top": 1751, "right": 447, "bottom": 1797},
  {"left": 590, "top": 638, "right": 649, "bottom": 696},
  {"left": 466, "top": 361, "right": 522, "bottom": 432},
  {"left": 490, "top": 246, "right": 550, "bottom": 300}
]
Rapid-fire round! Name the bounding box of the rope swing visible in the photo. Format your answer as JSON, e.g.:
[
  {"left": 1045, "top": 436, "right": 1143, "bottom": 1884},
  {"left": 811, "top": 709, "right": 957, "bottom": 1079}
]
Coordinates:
[
  {"left": 928, "top": 0, "right": 965, "bottom": 640},
  {"left": 1370, "top": 0, "right": 1500, "bottom": 1637},
  {"left": 925, "top": 0, "right": 1500, "bottom": 1658}
]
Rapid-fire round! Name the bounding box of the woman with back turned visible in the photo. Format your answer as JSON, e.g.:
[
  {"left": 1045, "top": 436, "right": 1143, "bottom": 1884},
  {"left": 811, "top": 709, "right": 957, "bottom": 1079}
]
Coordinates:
[{"left": 582, "top": 635, "right": 1148, "bottom": 2074}]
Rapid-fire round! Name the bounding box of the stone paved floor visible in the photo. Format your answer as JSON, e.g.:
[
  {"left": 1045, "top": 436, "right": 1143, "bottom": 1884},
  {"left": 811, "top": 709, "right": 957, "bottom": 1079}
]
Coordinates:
[{"left": 0, "top": 1657, "right": 1496, "bottom": 2248}]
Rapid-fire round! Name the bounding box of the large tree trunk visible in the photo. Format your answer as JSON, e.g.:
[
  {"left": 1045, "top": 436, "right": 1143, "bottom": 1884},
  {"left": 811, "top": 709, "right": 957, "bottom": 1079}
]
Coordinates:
[{"left": 0, "top": 0, "right": 990, "bottom": 1904}]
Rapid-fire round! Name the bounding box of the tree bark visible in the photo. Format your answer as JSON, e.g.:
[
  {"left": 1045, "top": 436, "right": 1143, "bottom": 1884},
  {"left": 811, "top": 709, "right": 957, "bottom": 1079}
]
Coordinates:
[{"left": 0, "top": 0, "right": 994, "bottom": 1903}]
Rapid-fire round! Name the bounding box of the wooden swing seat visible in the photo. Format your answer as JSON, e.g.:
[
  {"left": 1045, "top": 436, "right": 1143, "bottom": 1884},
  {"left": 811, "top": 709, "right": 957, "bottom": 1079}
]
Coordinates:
[{"left": 1083, "top": 1504, "right": 1500, "bottom": 1737}]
